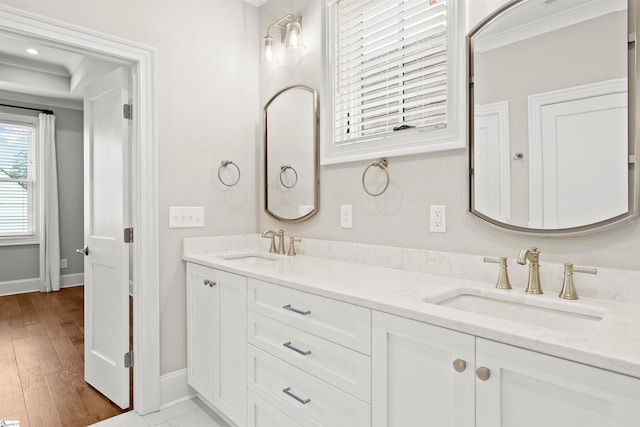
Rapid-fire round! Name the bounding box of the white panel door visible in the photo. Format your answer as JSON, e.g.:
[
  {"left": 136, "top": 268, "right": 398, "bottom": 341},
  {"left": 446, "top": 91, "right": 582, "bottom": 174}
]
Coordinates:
[
  {"left": 529, "top": 80, "right": 628, "bottom": 228},
  {"left": 476, "top": 338, "right": 640, "bottom": 427},
  {"left": 371, "top": 311, "right": 475, "bottom": 427},
  {"left": 83, "top": 67, "right": 130, "bottom": 409},
  {"left": 474, "top": 102, "right": 511, "bottom": 222}
]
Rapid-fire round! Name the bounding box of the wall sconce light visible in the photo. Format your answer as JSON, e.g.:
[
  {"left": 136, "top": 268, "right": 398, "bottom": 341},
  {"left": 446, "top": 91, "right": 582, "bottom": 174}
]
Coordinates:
[{"left": 261, "top": 14, "right": 305, "bottom": 64}]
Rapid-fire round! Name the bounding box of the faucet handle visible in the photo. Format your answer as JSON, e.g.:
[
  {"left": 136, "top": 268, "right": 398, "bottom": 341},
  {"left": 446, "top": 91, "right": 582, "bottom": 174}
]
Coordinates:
[
  {"left": 287, "top": 237, "right": 302, "bottom": 256},
  {"left": 483, "top": 257, "right": 512, "bottom": 290},
  {"left": 261, "top": 229, "right": 277, "bottom": 253},
  {"left": 559, "top": 263, "right": 597, "bottom": 300}
]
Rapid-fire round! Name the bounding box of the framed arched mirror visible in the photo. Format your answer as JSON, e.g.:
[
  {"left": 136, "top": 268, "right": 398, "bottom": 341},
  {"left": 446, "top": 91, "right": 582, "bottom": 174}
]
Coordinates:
[
  {"left": 264, "top": 85, "right": 319, "bottom": 222},
  {"left": 468, "top": 0, "right": 639, "bottom": 235}
]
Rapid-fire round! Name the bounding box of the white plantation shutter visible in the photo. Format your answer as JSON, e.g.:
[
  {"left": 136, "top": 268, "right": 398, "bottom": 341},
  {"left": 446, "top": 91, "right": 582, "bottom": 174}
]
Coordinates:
[
  {"left": 0, "top": 119, "right": 36, "bottom": 238},
  {"left": 334, "top": 0, "right": 448, "bottom": 144}
]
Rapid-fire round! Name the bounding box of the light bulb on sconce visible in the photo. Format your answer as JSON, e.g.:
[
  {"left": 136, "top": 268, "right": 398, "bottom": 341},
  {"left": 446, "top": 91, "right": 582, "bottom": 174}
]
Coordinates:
[
  {"left": 285, "top": 19, "right": 305, "bottom": 52},
  {"left": 262, "top": 13, "right": 304, "bottom": 64},
  {"left": 261, "top": 35, "right": 278, "bottom": 64}
]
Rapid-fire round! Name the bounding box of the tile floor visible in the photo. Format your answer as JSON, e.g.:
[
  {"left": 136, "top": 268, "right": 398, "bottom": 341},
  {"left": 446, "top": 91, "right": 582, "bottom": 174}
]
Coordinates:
[{"left": 89, "top": 398, "right": 230, "bottom": 427}]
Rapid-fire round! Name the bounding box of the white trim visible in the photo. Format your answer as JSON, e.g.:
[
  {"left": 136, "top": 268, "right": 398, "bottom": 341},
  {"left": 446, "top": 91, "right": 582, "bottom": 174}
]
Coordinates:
[
  {"left": 322, "top": 0, "right": 466, "bottom": 165},
  {"left": 528, "top": 78, "right": 628, "bottom": 228},
  {"left": 0, "top": 4, "right": 160, "bottom": 415},
  {"left": 160, "top": 369, "right": 196, "bottom": 411},
  {"left": 0, "top": 272, "right": 84, "bottom": 296},
  {"left": 0, "top": 89, "right": 83, "bottom": 111},
  {"left": 475, "top": 0, "right": 626, "bottom": 53}
]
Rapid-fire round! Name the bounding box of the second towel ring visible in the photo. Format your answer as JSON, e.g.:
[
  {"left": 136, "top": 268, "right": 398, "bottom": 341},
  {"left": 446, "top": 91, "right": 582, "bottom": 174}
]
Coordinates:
[
  {"left": 218, "top": 160, "right": 241, "bottom": 187},
  {"left": 280, "top": 165, "right": 298, "bottom": 189},
  {"left": 362, "top": 159, "right": 390, "bottom": 196}
]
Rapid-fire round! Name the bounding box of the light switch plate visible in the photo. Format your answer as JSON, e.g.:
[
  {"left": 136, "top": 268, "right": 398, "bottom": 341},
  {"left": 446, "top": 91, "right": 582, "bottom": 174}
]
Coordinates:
[
  {"left": 341, "top": 204, "right": 353, "bottom": 228},
  {"left": 169, "top": 206, "right": 205, "bottom": 228}
]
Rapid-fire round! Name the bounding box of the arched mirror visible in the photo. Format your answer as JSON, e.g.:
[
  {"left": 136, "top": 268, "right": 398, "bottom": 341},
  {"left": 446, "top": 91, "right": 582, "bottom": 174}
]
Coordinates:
[
  {"left": 468, "top": 0, "right": 638, "bottom": 234},
  {"left": 264, "top": 85, "right": 319, "bottom": 222}
]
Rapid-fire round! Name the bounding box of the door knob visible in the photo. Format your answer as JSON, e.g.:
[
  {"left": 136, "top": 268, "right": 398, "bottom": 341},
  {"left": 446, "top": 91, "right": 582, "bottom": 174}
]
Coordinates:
[
  {"left": 75, "top": 246, "right": 89, "bottom": 256},
  {"left": 476, "top": 366, "right": 491, "bottom": 381}
]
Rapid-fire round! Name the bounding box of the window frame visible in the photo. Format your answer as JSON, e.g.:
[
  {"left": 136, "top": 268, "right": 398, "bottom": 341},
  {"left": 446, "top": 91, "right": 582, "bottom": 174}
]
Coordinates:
[
  {"left": 0, "top": 112, "right": 41, "bottom": 246},
  {"left": 322, "top": 0, "right": 466, "bottom": 165}
]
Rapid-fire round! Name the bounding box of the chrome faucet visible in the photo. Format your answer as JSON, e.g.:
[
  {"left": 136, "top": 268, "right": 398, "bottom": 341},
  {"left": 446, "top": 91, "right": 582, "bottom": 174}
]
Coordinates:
[
  {"left": 517, "top": 247, "right": 543, "bottom": 294},
  {"left": 261, "top": 229, "right": 278, "bottom": 253}
]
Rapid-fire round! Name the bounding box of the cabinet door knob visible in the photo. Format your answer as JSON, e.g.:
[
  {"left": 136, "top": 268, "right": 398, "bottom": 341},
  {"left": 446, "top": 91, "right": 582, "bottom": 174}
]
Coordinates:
[
  {"left": 452, "top": 359, "right": 467, "bottom": 372},
  {"left": 476, "top": 366, "right": 491, "bottom": 381},
  {"left": 203, "top": 279, "right": 217, "bottom": 287}
]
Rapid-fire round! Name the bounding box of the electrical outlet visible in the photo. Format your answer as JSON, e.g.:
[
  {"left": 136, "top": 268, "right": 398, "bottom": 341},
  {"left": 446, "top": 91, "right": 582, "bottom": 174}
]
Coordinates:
[
  {"left": 60, "top": 259, "right": 67, "bottom": 269},
  {"left": 430, "top": 205, "right": 446, "bottom": 232},
  {"left": 169, "top": 206, "right": 205, "bottom": 228},
  {"left": 340, "top": 204, "right": 353, "bottom": 228}
]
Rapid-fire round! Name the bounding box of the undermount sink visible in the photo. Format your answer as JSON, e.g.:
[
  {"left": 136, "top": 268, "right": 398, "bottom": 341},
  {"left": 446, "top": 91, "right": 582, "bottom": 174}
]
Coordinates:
[
  {"left": 424, "top": 288, "right": 606, "bottom": 334},
  {"left": 222, "top": 252, "right": 278, "bottom": 263}
]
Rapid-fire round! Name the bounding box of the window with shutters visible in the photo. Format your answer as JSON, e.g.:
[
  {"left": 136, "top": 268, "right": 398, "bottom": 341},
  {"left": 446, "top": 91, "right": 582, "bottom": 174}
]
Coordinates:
[
  {"left": 0, "top": 113, "right": 40, "bottom": 245},
  {"left": 323, "top": 0, "right": 465, "bottom": 164}
]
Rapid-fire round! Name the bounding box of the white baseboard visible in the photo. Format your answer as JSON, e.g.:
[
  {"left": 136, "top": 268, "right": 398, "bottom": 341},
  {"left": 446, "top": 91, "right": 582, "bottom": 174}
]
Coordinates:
[
  {"left": 0, "top": 273, "right": 84, "bottom": 296},
  {"left": 160, "top": 369, "right": 195, "bottom": 410},
  {"left": 61, "top": 272, "right": 84, "bottom": 288}
]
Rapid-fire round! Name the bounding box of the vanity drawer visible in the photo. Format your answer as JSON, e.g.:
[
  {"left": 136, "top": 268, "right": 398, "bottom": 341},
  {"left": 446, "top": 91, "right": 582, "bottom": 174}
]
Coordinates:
[
  {"left": 248, "top": 345, "right": 371, "bottom": 427},
  {"left": 248, "top": 311, "right": 371, "bottom": 402},
  {"left": 248, "top": 391, "right": 302, "bottom": 427},
  {"left": 247, "top": 279, "right": 371, "bottom": 355}
]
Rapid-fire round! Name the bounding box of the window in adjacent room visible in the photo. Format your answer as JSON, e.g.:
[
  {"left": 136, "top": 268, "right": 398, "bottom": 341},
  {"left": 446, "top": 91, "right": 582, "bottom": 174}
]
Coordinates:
[
  {"left": 0, "top": 112, "right": 39, "bottom": 245},
  {"left": 324, "top": 0, "right": 465, "bottom": 164}
]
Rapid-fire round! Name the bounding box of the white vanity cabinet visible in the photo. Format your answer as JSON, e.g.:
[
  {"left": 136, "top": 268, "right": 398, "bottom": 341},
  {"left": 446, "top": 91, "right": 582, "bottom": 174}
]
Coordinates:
[
  {"left": 246, "top": 278, "right": 372, "bottom": 427},
  {"left": 186, "top": 263, "right": 247, "bottom": 427},
  {"left": 371, "top": 311, "right": 476, "bottom": 427},
  {"left": 372, "top": 311, "right": 640, "bottom": 427},
  {"left": 475, "top": 338, "right": 640, "bottom": 427}
]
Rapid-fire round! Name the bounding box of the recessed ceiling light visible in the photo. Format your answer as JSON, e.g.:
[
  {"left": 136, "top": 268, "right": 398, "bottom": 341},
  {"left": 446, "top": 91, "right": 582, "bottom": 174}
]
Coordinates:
[{"left": 26, "top": 48, "right": 39, "bottom": 55}]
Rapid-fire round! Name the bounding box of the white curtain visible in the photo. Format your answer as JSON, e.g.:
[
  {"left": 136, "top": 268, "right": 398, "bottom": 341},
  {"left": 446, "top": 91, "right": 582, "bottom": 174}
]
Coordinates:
[{"left": 40, "top": 113, "right": 60, "bottom": 292}]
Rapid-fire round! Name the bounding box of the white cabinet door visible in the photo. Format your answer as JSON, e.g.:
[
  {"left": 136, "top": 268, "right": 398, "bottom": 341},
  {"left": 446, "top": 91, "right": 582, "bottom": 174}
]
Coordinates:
[
  {"left": 214, "top": 269, "right": 247, "bottom": 427},
  {"left": 476, "top": 338, "right": 640, "bottom": 427},
  {"left": 372, "top": 311, "right": 475, "bottom": 427},
  {"left": 186, "top": 263, "right": 216, "bottom": 403},
  {"left": 186, "top": 263, "right": 247, "bottom": 426}
]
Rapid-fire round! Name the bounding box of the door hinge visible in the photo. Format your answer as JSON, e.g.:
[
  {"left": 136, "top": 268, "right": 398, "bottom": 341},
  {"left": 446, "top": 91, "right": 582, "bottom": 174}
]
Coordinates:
[
  {"left": 123, "top": 103, "right": 133, "bottom": 120},
  {"left": 124, "top": 227, "right": 134, "bottom": 243},
  {"left": 124, "top": 351, "right": 134, "bottom": 368}
]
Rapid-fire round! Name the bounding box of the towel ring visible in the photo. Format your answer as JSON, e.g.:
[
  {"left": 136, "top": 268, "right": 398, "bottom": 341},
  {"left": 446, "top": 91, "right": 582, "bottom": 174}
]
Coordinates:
[
  {"left": 218, "top": 160, "right": 241, "bottom": 187},
  {"left": 280, "top": 165, "right": 298, "bottom": 189},
  {"left": 362, "top": 159, "right": 389, "bottom": 196}
]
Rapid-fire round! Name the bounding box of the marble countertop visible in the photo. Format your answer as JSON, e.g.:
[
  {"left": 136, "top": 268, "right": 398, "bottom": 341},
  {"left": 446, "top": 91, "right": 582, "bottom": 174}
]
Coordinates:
[{"left": 183, "top": 249, "right": 640, "bottom": 379}]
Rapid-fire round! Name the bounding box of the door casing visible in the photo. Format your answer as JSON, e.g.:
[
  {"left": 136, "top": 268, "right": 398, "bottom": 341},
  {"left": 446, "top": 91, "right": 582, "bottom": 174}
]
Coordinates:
[{"left": 0, "top": 4, "right": 160, "bottom": 415}]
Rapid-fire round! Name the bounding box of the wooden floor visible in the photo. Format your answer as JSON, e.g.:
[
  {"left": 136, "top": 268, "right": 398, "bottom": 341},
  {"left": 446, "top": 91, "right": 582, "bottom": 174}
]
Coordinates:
[{"left": 0, "top": 287, "right": 127, "bottom": 427}]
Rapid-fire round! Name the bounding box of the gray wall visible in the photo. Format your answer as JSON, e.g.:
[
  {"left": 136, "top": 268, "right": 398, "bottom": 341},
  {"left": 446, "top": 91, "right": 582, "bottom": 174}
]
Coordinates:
[
  {"left": 259, "top": 0, "right": 640, "bottom": 273},
  {"left": 0, "top": 100, "right": 84, "bottom": 282}
]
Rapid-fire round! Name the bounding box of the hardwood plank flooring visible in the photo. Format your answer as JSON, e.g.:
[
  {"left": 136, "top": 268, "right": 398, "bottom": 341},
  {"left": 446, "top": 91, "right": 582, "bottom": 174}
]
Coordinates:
[{"left": 0, "top": 287, "right": 128, "bottom": 427}]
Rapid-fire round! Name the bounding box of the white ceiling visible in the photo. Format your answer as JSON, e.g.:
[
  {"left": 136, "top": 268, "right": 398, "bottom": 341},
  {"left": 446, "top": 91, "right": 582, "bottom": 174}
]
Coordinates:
[
  {"left": 0, "top": 31, "right": 119, "bottom": 107},
  {"left": 242, "top": 0, "right": 270, "bottom": 7}
]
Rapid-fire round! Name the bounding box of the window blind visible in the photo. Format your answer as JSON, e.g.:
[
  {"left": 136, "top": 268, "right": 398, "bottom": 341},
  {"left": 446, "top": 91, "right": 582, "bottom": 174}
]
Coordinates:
[
  {"left": 334, "top": 0, "right": 448, "bottom": 144},
  {"left": 0, "top": 121, "right": 36, "bottom": 236}
]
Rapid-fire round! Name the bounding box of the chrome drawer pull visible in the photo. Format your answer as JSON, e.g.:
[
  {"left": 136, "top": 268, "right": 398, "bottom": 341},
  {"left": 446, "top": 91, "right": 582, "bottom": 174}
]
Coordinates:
[
  {"left": 282, "top": 387, "right": 310, "bottom": 405},
  {"left": 283, "top": 341, "right": 311, "bottom": 356},
  {"left": 282, "top": 304, "right": 311, "bottom": 316}
]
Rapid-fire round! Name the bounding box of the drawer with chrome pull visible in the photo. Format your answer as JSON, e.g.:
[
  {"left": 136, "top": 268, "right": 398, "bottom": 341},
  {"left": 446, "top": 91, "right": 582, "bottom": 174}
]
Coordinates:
[
  {"left": 248, "top": 345, "right": 371, "bottom": 427},
  {"left": 247, "top": 279, "right": 371, "bottom": 355},
  {"left": 248, "top": 311, "right": 371, "bottom": 402}
]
